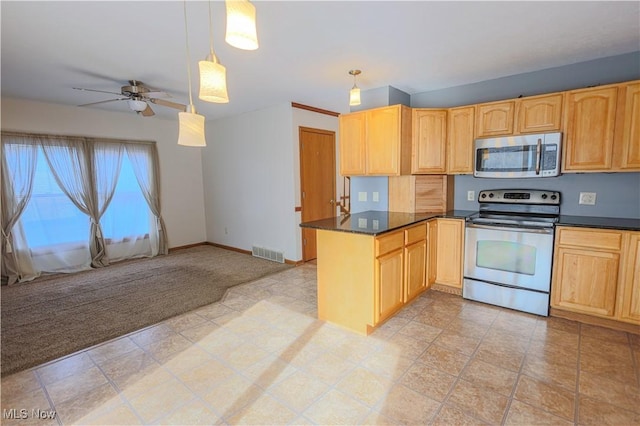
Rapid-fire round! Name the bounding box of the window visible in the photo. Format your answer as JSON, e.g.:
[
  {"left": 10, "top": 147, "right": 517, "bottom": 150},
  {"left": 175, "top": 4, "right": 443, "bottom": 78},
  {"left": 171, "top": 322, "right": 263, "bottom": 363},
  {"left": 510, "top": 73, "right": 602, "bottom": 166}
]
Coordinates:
[{"left": 1, "top": 132, "right": 166, "bottom": 284}]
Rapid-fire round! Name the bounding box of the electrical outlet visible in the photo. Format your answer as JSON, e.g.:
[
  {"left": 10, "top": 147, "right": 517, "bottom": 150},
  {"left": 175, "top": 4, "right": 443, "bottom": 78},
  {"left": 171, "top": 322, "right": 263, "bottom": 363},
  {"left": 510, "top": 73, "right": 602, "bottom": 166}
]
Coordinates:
[
  {"left": 579, "top": 192, "right": 597, "bottom": 205},
  {"left": 372, "top": 192, "right": 379, "bottom": 202},
  {"left": 467, "top": 190, "right": 475, "bottom": 201}
]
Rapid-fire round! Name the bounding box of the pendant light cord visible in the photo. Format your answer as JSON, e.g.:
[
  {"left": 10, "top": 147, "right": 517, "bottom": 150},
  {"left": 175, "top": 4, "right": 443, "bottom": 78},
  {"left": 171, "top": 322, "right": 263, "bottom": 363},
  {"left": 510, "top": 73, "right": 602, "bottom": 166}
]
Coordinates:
[
  {"left": 183, "top": 0, "right": 195, "bottom": 108},
  {"left": 208, "top": 0, "right": 216, "bottom": 61}
]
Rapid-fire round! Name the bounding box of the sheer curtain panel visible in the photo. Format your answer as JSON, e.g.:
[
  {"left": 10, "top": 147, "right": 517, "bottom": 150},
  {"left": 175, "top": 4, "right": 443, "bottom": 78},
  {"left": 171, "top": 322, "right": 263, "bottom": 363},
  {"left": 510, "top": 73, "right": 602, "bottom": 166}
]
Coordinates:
[{"left": 1, "top": 132, "right": 165, "bottom": 285}]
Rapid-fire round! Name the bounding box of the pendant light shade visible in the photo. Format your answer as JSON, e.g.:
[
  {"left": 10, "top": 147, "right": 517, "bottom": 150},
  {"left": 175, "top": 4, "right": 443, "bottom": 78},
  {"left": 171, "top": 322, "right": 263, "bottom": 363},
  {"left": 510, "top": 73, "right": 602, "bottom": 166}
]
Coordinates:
[
  {"left": 349, "top": 69, "right": 362, "bottom": 106},
  {"left": 178, "top": 107, "right": 206, "bottom": 147},
  {"left": 199, "top": 55, "right": 229, "bottom": 103},
  {"left": 225, "top": 0, "right": 258, "bottom": 50}
]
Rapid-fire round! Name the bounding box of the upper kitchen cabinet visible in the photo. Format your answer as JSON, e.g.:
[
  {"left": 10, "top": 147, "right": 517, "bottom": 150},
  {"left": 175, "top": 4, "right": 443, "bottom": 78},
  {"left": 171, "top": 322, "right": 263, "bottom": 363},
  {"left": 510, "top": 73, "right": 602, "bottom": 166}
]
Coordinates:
[
  {"left": 339, "top": 105, "right": 412, "bottom": 176},
  {"left": 475, "top": 101, "right": 515, "bottom": 138},
  {"left": 446, "top": 106, "right": 475, "bottom": 174},
  {"left": 517, "top": 93, "right": 563, "bottom": 133},
  {"left": 562, "top": 85, "right": 618, "bottom": 171},
  {"left": 339, "top": 110, "right": 367, "bottom": 175},
  {"left": 411, "top": 109, "right": 447, "bottom": 174},
  {"left": 613, "top": 81, "right": 640, "bottom": 171}
]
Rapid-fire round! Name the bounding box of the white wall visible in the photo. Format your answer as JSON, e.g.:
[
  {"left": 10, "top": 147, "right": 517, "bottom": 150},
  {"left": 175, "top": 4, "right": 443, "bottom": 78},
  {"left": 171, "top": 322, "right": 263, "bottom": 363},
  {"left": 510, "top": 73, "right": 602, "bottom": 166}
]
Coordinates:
[
  {"left": 201, "top": 104, "right": 339, "bottom": 262},
  {"left": 202, "top": 103, "right": 299, "bottom": 261},
  {"left": 1, "top": 97, "right": 207, "bottom": 248}
]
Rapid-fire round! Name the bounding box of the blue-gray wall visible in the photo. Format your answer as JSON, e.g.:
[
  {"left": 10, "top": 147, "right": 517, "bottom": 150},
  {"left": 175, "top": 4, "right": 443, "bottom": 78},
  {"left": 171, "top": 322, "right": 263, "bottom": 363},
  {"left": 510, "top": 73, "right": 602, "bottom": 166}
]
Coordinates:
[{"left": 350, "top": 52, "right": 640, "bottom": 219}]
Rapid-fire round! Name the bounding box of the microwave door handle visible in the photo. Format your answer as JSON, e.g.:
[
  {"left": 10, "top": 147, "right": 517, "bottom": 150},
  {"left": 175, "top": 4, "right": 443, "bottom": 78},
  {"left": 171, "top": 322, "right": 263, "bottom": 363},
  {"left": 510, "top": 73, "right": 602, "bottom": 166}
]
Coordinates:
[{"left": 535, "top": 138, "right": 542, "bottom": 175}]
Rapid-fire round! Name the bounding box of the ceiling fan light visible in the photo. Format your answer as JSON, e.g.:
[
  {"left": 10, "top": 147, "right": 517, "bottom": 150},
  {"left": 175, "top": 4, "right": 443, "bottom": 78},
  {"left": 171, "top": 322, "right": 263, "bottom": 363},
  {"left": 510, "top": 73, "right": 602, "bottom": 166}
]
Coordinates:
[
  {"left": 128, "top": 99, "right": 148, "bottom": 112},
  {"left": 178, "top": 109, "right": 207, "bottom": 147},
  {"left": 349, "top": 87, "right": 361, "bottom": 106},
  {"left": 225, "top": 0, "right": 258, "bottom": 50},
  {"left": 199, "top": 59, "right": 229, "bottom": 103}
]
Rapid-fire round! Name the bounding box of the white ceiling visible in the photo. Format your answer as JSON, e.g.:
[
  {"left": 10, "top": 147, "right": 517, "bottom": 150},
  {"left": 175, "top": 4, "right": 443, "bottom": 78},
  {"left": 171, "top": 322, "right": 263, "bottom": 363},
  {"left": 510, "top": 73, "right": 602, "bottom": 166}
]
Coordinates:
[{"left": 2, "top": 1, "right": 639, "bottom": 121}]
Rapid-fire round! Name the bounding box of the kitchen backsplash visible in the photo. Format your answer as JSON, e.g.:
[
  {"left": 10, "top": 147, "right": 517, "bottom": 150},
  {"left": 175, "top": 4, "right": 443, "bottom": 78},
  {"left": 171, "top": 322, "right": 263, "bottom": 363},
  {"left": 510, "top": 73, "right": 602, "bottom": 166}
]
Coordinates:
[{"left": 349, "top": 173, "right": 640, "bottom": 219}]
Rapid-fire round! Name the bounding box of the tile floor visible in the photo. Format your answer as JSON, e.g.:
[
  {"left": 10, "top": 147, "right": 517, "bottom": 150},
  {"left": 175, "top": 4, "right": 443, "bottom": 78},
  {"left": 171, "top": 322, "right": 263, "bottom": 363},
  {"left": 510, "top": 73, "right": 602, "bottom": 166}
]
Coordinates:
[{"left": 2, "top": 263, "right": 640, "bottom": 425}]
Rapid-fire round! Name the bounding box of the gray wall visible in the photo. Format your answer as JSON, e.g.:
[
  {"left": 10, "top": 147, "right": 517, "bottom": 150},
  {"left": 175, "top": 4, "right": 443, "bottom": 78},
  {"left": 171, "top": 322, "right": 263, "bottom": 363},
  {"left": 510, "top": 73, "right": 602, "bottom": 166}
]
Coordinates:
[
  {"left": 454, "top": 173, "right": 640, "bottom": 218},
  {"left": 411, "top": 51, "right": 640, "bottom": 108},
  {"left": 350, "top": 52, "right": 640, "bottom": 219}
]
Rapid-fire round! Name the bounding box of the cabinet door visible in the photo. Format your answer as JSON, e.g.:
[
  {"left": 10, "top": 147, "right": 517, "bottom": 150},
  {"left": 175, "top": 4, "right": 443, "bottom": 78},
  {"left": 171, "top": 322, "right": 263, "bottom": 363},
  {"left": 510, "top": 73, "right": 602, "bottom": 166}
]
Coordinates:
[
  {"left": 617, "top": 82, "right": 640, "bottom": 170},
  {"left": 411, "top": 109, "right": 447, "bottom": 174},
  {"left": 476, "top": 101, "right": 515, "bottom": 138},
  {"left": 447, "top": 106, "right": 475, "bottom": 174},
  {"left": 563, "top": 86, "right": 618, "bottom": 171},
  {"left": 367, "top": 106, "right": 400, "bottom": 175},
  {"left": 619, "top": 233, "right": 640, "bottom": 324},
  {"left": 339, "top": 111, "right": 366, "bottom": 175},
  {"left": 427, "top": 220, "right": 438, "bottom": 287},
  {"left": 405, "top": 240, "right": 426, "bottom": 302},
  {"left": 375, "top": 249, "right": 404, "bottom": 323},
  {"left": 517, "top": 93, "right": 563, "bottom": 133},
  {"left": 435, "top": 218, "right": 463, "bottom": 288},
  {"left": 551, "top": 247, "right": 620, "bottom": 317}
]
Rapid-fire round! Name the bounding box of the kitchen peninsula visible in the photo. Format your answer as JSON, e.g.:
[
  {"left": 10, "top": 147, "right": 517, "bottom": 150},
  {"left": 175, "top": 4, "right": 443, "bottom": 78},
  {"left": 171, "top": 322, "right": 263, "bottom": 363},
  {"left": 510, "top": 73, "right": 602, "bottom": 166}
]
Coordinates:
[{"left": 300, "top": 210, "right": 472, "bottom": 334}]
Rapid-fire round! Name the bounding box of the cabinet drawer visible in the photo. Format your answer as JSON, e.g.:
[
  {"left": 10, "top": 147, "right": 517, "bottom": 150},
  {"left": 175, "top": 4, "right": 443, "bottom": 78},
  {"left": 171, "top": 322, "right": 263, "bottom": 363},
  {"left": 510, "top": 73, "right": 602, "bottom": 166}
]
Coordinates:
[
  {"left": 405, "top": 223, "right": 427, "bottom": 245},
  {"left": 376, "top": 231, "right": 404, "bottom": 256},
  {"left": 556, "top": 227, "right": 623, "bottom": 251}
]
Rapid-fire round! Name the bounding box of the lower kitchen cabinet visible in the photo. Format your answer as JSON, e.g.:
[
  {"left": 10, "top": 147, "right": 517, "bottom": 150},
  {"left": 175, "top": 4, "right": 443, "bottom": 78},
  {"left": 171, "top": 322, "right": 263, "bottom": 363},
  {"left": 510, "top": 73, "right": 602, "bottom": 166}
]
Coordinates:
[
  {"left": 619, "top": 232, "right": 640, "bottom": 323},
  {"left": 316, "top": 221, "right": 427, "bottom": 334},
  {"left": 551, "top": 227, "right": 640, "bottom": 327},
  {"left": 433, "top": 218, "right": 464, "bottom": 291}
]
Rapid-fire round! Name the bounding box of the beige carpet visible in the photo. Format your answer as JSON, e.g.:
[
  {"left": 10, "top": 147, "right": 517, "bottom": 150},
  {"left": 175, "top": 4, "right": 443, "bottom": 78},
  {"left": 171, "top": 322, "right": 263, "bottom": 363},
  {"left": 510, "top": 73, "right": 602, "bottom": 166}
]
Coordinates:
[{"left": 1, "top": 245, "right": 291, "bottom": 376}]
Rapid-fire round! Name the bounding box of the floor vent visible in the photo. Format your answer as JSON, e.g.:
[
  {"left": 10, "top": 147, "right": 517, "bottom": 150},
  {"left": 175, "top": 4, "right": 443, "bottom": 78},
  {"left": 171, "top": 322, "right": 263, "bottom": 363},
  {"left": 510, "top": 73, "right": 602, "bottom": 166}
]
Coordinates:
[{"left": 252, "top": 246, "right": 285, "bottom": 263}]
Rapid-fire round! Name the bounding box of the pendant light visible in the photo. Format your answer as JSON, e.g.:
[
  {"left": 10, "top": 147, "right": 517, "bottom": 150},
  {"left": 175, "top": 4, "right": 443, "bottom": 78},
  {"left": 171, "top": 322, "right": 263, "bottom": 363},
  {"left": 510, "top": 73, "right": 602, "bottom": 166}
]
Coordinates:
[
  {"left": 349, "top": 69, "right": 361, "bottom": 106},
  {"left": 199, "top": 0, "right": 229, "bottom": 103},
  {"left": 225, "top": 0, "right": 259, "bottom": 50},
  {"left": 178, "top": 0, "right": 207, "bottom": 147}
]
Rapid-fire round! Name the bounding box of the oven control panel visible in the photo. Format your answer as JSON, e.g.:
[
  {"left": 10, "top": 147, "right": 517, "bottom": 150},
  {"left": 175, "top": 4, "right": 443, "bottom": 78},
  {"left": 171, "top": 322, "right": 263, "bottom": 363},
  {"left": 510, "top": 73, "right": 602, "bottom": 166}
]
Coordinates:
[{"left": 477, "top": 189, "right": 560, "bottom": 205}]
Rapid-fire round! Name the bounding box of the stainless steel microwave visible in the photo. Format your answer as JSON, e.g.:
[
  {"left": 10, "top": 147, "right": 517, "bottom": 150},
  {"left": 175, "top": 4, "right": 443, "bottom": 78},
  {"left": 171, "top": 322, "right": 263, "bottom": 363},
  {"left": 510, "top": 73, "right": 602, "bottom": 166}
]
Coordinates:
[{"left": 474, "top": 132, "right": 562, "bottom": 178}]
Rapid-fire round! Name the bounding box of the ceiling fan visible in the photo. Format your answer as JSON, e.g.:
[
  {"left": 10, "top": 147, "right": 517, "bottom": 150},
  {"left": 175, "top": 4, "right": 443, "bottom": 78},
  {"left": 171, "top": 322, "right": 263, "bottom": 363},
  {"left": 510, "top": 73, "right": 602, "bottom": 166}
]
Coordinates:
[{"left": 73, "top": 80, "right": 186, "bottom": 117}]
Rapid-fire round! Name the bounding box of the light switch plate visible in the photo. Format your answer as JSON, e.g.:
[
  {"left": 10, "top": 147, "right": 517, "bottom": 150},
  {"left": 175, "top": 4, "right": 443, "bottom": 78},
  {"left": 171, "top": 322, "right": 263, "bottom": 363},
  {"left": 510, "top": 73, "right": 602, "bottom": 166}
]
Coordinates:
[
  {"left": 467, "top": 190, "right": 475, "bottom": 201},
  {"left": 373, "top": 192, "right": 379, "bottom": 202},
  {"left": 358, "top": 192, "right": 367, "bottom": 202}
]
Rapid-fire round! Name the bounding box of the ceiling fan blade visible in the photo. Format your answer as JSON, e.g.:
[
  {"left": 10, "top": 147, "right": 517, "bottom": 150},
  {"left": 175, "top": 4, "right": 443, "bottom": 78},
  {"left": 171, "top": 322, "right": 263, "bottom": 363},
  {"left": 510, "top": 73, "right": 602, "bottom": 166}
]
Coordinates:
[
  {"left": 144, "top": 91, "right": 171, "bottom": 98},
  {"left": 73, "top": 87, "right": 122, "bottom": 96},
  {"left": 141, "top": 104, "right": 155, "bottom": 117},
  {"left": 149, "top": 98, "right": 187, "bottom": 112},
  {"left": 79, "top": 98, "right": 127, "bottom": 107}
]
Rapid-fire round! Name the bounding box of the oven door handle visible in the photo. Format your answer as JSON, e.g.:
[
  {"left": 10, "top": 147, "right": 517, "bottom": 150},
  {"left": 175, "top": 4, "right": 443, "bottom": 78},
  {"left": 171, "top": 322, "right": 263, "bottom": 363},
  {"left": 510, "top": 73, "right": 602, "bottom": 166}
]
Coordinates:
[
  {"left": 466, "top": 222, "right": 554, "bottom": 234},
  {"left": 535, "top": 138, "right": 542, "bottom": 175}
]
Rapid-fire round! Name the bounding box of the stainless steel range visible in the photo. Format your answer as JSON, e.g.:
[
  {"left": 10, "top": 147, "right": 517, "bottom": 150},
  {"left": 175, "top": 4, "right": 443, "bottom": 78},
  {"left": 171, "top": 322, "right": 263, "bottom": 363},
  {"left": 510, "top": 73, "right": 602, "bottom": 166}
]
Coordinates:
[{"left": 463, "top": 189, "right": 560, "bottom": 316}]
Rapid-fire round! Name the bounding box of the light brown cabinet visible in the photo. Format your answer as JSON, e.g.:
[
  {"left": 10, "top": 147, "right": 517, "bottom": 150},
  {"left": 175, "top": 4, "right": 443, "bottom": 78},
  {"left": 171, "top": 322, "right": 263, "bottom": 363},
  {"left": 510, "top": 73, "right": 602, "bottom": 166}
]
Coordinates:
[
  {"left": 411, "top": 109, "right": 447, "bottom": 174},
  {"left": 315, "top": 221, "right": 428, "bottom": 335},
  {"left": 375, "top": 235, "right": 404, "bottom": 323},
  {"left": 339, "top": 111, "right": 366, "bottom": 175},
  {"left": 517, "top": 93, "right": 564, "bottom": 133},
  {"left": 446, "top": 106, "right": 475, "bottom": 174},
  {"left": 562, "top": 86, "right": 618, "bottom": 171},
  {"left": 619, "top": 232, "right": 640, "bottom": 324},
  {"left": 404, "top": 223, "right": 428, "bottom": 302},
  {"left": 614, "top": 81, "right": 640, "bottom": 170},
  {"left": 551, "top": 227, "right": 640, "bottom": 327},
  {"left": 339, "top": 104, "right": 411, "bottom": 176},
  {"left": 475, "top": 101, "right": 515, "bottom": 138},
  {"left": 433, "top": 218, "right": 464, "bottom": 290}
]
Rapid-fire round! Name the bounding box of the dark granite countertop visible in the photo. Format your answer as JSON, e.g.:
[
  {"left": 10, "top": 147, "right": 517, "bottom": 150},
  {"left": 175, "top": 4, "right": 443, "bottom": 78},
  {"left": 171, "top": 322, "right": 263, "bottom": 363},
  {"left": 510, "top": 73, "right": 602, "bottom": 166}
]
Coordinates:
[
  {"left": 299, "top": 210, "right": 475, "bottom": 236},
  {"left": 557, "top": 215, "right": 640, "bottom": 231}
]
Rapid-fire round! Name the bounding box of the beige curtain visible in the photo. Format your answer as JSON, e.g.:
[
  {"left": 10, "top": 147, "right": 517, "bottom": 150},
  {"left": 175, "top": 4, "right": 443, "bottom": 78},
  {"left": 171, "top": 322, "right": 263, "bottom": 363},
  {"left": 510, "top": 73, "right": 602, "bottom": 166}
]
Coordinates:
[
  {"left": 1, "top": 136, "right": 39, "bottom": 285},
  {"left": 125, "top": 143, "right": 168, "bottom": 255},
  {"left": 2, "top": 132, "right": 164, "bottom": 283}
]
